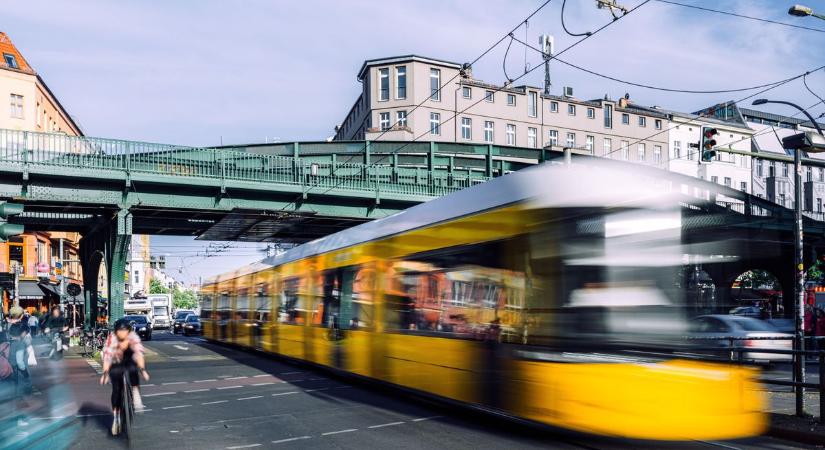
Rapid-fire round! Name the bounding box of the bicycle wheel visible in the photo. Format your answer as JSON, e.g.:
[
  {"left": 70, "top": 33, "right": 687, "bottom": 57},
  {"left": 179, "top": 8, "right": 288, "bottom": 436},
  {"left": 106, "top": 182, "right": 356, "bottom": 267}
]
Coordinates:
[
  {"left": 121, "top": 375, "right": 132, "bottom": 440},
  {"left": 83, "top": 337, "right": 95, "bottom": 357}
]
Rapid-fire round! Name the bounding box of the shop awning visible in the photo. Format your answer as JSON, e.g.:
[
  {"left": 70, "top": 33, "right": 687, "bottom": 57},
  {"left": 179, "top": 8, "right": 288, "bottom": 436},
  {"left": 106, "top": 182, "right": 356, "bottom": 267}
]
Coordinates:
[
  {"left": 38, "top": 282, "right": 61, "bottom": 298},
  {"left": 17, "top": 280, "right": 47, "bottom": 300}
]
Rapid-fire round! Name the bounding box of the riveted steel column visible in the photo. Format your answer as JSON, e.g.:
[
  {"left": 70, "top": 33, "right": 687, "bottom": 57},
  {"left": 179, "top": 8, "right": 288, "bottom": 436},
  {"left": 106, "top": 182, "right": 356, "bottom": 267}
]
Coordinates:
[
  {"left": 107, "top": 210, "right": 132, "bottom": 325},
  {"left": 79, "top": 234, "right": 104, "bottom": 329}
]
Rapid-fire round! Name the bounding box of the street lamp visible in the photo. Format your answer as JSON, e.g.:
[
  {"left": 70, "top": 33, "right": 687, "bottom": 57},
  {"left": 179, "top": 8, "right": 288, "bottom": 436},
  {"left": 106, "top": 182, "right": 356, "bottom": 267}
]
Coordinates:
[
  {"left": 788, "top": 4, "right": 825, "bottom": 21},
  {"left": 754, "top": 98, "right": 825, "bottom": 417}
]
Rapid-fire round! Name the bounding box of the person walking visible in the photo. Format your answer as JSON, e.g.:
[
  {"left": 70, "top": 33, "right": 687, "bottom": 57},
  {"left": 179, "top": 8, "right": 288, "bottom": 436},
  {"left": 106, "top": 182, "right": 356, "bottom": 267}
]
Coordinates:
[{"left": 27, "top": 314, "right": 38, "bottom": 337}]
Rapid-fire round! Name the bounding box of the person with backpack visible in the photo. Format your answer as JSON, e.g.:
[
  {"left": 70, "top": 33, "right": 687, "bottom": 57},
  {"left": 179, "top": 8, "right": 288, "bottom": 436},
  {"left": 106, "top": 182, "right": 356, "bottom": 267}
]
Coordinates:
[{"left": 8, "top": 323, "right": 32, "bottom": 399}]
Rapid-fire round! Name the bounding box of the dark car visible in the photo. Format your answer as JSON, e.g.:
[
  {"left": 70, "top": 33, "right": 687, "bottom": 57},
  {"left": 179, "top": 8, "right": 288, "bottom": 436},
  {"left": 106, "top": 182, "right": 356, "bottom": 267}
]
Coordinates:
[
  {"left": 182, "top": 314, "right": 201, "bottom": 336},
  {"left": 124, "top": 314, "right": 152, "bottom": 341},
  {"left": 172, "top": 310, "right": 195, "bottom": 334}
]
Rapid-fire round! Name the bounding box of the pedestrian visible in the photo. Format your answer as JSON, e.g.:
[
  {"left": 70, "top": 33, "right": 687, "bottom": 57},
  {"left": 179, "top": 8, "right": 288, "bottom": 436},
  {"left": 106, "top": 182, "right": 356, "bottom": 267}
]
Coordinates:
[
  {"left": 8, "top": 323, "right": 32, "bottom": 398},
  {"left": 27, "top": 313, "right": 38, "bottom": 337},
  {"left": 805, "top": 305, "right": 816, "bottom": 353},
  {"left": 816, "top": 308, "right": 825, "bottom": 354}
]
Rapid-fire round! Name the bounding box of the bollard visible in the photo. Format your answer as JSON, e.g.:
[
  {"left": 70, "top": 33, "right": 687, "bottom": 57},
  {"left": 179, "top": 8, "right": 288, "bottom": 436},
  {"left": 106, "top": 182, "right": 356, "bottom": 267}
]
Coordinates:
[{"left": 820, "top": 351, "right": 825, "bottom": 425}]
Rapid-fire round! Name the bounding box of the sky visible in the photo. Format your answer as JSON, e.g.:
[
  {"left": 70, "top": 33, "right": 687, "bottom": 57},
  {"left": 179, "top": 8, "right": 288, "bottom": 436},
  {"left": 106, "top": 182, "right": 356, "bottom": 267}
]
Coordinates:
[{"left": 3, "top": 0, "right": 825, "bottom": 285}]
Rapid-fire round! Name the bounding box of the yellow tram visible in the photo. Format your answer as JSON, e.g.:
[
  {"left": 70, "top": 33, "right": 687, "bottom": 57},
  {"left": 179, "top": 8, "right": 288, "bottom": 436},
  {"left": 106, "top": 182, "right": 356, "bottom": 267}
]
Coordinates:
[{"left": 201, "top": 161, "right": 766, "bottom": 441}]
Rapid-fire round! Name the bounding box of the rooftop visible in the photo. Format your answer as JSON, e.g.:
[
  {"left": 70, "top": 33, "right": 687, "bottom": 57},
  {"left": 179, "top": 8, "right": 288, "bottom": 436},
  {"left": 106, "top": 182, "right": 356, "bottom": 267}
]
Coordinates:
[
  {"left": 0, "top": 32, "right": 34, "bottom": 74},
  {"left": 357, "top": 54, "right": 463, "bottom": 81}
]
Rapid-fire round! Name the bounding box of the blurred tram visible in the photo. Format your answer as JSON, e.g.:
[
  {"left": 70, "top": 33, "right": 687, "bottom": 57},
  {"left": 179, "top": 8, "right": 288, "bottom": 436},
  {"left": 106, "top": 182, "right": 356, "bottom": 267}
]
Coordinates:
[{"left": 201, "top": 161, "right": 765, "bottom": 441}]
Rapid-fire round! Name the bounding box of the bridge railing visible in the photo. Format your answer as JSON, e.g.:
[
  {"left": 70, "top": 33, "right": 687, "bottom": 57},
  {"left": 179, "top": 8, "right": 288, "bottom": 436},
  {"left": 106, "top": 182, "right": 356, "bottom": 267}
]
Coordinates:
[{"left": 0, "top": 129, "right": 490, "bottom": 198}]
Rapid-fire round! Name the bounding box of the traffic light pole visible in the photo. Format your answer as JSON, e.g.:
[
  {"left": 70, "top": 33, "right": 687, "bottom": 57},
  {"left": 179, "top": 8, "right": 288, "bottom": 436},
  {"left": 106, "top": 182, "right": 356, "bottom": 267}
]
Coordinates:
[{"left": 793, "top": 147, "right": 806, "bottom": 417}]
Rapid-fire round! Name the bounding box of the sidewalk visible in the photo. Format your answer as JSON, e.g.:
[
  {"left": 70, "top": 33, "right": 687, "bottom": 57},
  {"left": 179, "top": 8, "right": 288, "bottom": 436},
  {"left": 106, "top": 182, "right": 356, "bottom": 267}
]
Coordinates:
[{"left": 767, "top": 389, "right": 825, "bottom": 444}]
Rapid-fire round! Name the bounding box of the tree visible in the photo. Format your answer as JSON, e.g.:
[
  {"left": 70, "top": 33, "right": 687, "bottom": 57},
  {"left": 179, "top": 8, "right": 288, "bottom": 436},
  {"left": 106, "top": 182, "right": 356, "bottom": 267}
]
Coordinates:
[
  {"left": 149, "top": 278, "right": 170, "bottom": 294},
  {"left": 173, "top": 288, "right": 199, "bottom": 310}
]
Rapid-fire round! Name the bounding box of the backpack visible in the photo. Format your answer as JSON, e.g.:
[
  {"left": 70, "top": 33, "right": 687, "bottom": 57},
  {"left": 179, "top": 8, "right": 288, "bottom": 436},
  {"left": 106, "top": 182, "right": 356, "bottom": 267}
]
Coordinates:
[{"left": 0, "top": 342, "right": 12, "bottom": 379}]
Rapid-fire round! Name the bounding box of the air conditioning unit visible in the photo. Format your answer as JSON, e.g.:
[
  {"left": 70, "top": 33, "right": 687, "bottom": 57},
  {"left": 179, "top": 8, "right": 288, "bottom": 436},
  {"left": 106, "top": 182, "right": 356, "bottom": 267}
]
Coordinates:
[{"left": 563, "top": 86, "right": 574, "bottom": 97}]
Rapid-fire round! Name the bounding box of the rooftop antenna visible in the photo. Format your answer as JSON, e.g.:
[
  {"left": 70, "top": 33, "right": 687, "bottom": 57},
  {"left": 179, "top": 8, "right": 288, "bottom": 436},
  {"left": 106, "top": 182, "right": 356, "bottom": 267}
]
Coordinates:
[{"left": 539, "top": 34, "right": 555, "bottom": 95}]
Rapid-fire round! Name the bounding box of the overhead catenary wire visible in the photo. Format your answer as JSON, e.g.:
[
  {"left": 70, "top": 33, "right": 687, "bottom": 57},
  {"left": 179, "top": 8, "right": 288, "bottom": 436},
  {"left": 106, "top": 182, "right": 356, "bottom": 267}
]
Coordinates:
[
  {"left": 561, "top": 0, "right": 593, "bottom": 36},
  {"left": 803, "top": 72, "right": 825, "bottom": 119},
  {"left": 653, "top": 0, "right": 825, "bottom": 34}
]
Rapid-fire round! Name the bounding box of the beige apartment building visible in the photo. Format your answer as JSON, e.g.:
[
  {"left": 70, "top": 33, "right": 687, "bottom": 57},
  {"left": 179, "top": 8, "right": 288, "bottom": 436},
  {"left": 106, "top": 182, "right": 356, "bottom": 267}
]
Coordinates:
[{"left": 334, "top": 55, "right": 669, "bottom": 167}]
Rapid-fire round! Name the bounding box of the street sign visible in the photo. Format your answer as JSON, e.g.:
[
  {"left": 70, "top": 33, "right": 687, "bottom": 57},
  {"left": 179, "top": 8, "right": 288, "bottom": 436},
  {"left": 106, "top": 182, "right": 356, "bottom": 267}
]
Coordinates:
[{"left": 66, "top": 282, "right": 81, "bottom": 297}]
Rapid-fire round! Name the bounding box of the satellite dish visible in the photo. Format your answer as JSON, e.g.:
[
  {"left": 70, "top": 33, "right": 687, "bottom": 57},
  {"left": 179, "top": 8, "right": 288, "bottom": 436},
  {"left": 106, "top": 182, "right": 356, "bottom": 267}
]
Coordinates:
[{"left": 67, "top": 283, "right": 82, "bottom": 297}]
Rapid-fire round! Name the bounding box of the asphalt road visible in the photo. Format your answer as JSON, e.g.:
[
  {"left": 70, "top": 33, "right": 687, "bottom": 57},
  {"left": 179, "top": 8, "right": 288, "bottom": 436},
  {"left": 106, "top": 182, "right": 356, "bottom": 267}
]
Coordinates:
[{"left": 11, "top": 330, "right": 820, "bottom": 450}]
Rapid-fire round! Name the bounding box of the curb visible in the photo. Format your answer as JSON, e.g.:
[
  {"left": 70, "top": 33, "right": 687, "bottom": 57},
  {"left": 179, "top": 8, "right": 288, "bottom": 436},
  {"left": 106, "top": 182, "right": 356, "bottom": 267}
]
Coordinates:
[
  {"left": 768, "top": 425, "right": 825, "bottom": 445},
  {"left": 767, "top": 413, "right": 825, "bottom": 445}
]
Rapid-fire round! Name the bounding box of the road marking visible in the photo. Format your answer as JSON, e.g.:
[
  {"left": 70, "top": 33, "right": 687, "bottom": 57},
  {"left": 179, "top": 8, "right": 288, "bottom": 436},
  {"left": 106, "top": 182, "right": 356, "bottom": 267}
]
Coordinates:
[
  {"left": 194, "top": 379, "right": 217, "bottom": 383},
  {"left": 273, "top": 436, "right": 311, "bottom": 444},
  {"left": 184, "top": 389, "right": 210, "bottom": 393},
  {"left": 227, "top": 445, "right": 261, "bottom": 449},
  {"left": 693, "top": 440, "right": 742, "bottom": 450},
  {"left": 144, "top": 392, "right": 176, "bottom": 397},
  {"left": 170, "top": 430, "right": 179, "bottom": 433},
  {"left": 173, "top": 345, "right": 189, "bottom": 351},
  {"left": 253, "top": 374, "right": 270, "bottom": 378},
  {"left": 322, "top": 429, "right": 357, "bottom": 436},
  {"left": 163, "top": 381, "right": 186, "bottom": 385},
  {"left": 217, "top": 385, "right": 243, "bottom": 390},
  {"left": 238, "top": 396, "right": 263, "bottom": 401},
  {"left": 412, "top": 416, "right": 442, "bottom": 422},
  {"left": 143, "top": 384, "right": 156, "bottom": 387},
  {"left": 305, "top": 388, "right": 329, "bottom": 392},
  {"left": 272, "top": 391, "right": 299, "bottom": 397},
  {"left": 202, "top": 400, "right": 228, "bottom": 405},
  {"left": 162, "top": 405, "right": 192, "bottom": 410},
  {"left": 368, "top": 421, "right": 404, "bottom": 429},
  {"left": 226, "top": 376, "right": 248, "bottom": 380},
  {"left": 252, "top": 382, "right": 274, "bottom": 386}
]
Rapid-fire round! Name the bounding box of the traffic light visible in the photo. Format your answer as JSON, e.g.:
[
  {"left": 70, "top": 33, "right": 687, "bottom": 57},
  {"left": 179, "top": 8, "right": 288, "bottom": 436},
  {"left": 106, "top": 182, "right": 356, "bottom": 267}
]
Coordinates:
[
  {"left": 700, "top": 127, "right": 719, "bottom": 163},
  {"left": 0, "top": 201, "right": 23, "bottom": 241}
]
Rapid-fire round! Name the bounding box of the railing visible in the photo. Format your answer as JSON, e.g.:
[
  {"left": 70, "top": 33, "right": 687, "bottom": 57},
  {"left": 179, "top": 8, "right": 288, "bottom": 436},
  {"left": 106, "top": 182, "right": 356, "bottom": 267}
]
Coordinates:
[{"left": 0, "top": 129, "right": 491, "bottom": 199}]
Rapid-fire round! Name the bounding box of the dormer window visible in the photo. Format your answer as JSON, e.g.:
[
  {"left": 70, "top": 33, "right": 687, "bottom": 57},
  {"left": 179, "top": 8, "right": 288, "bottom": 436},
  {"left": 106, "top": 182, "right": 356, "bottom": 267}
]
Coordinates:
[{"left": 3, "top": 53, "right": 18, "bottom": 69}]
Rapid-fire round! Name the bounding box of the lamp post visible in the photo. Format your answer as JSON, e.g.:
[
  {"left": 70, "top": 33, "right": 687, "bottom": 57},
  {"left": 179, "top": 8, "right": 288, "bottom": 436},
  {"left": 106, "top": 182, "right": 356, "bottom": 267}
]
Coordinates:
[
  {"left": 756, "top": 97, "right": 825, "bottom": 416},
  {"left": 789, "top": 4, "right": 825, "bottom": 21}
]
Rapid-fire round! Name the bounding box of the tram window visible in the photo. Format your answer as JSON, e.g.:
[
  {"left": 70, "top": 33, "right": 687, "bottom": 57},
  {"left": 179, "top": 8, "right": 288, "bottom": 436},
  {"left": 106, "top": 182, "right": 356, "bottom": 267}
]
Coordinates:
[
  {"left": 350, "top": 267, "right": 375, "bottom": 329},
  {"left": 200, "top": 294, "right": 213, "bottom": 319},
  {"left": 279, "top": 278, "right": 305, "bottom": 324},
  {"left": 308, "top": 271, "right": 341, "bottom": 328},
  {"left": 236, "top": 289, "right": 250, "bottom": 320},
  {"left": 217, "top": 293, "right": 231, "bottom": 320},
  {"left": 255, "top": 283, "right": 271, "bottom": 322}
]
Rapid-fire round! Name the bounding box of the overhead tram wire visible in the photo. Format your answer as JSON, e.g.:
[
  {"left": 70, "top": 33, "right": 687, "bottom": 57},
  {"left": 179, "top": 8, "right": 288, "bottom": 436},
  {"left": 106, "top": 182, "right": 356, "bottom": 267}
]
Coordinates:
[
  {"left": 653, "top": 0, "right": 825, "bottom": 34},
  {"left": 293, "top": 0, "right": 653, "bottom": 207},
  {"left": 803, "top": 72, "right": 825, "bottom": 118},
  {"left": 509, "top": 34, "right": 818, "bottom": 94}
]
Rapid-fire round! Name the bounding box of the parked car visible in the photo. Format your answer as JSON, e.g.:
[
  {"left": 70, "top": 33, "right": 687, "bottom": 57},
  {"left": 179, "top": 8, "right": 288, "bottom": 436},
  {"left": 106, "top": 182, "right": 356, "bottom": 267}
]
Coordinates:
[
  {"left": 690, "top": 315, "right": 791, "bottom": 362},
  {"left": 766, "top": 318, "right": 794, "bottom": 334},
  {"left": 182, "top": 314, "right": 201, "bottom": 336},
  {"left": 729, "top": 306, "right": 763, "bottom": 318},
  {"left": 172, "top": 310, "right": 195, "bottom": 334},
  {"left": 124, "top": 314, "right": 153, "bottom": 341}
]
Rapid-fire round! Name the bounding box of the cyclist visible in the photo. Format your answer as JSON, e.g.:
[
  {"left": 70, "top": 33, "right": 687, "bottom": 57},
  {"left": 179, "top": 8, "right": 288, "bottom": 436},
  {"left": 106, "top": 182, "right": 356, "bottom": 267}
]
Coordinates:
[
  {"left": 99, "top": 318, "right": 150, "bottom": 436},
  {"left": 43, "top": 306, "right": 68, "bottom": 358}
]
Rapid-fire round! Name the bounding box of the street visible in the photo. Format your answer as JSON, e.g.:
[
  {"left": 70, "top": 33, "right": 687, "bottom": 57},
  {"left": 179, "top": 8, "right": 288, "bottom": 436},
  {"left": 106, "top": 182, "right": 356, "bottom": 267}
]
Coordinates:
[{"left": 0, "top": 330, "right": 813, "bottom": 450}]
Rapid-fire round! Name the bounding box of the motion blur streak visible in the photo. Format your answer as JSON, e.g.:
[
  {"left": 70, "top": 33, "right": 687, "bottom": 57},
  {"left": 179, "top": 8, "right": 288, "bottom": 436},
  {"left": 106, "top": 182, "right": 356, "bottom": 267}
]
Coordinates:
[{"left": 201, "top": 160, "right": 766, "bottom": 441}]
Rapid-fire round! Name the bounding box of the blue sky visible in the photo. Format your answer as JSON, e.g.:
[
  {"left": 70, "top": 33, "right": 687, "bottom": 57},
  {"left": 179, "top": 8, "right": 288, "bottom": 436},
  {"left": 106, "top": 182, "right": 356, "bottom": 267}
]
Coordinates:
[{"left": 4, "top": 0, "right": 825, "bottom": 285}]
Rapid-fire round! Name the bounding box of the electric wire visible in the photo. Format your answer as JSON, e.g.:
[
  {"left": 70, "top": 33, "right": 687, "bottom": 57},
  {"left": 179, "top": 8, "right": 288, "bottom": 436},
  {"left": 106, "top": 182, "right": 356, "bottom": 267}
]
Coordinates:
[
  {"left": 653, "top": 0, "right": 825, "bottom": 34},
  {"left": 803, "top": 72, "right": 825, "bottom": 119},
  {"left": 562, "top": 0, "right": 593, "bottom": 36}
]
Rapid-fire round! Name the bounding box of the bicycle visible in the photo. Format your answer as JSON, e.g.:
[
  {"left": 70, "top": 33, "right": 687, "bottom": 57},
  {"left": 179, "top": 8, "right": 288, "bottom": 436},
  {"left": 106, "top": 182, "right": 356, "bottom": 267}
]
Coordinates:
[{"left": 120, "top": 370, "right": 135, "bottom": 440}]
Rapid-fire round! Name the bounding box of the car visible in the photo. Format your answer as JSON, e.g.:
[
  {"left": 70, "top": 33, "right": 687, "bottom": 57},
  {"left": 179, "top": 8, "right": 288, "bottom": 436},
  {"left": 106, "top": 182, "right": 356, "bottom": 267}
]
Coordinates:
[
  {"left": 123, "top": 314, "right": 153, "bottom": 341},
  {"left": 172, "top": 310, "right": 195, "bottom": 334},
  {"left": 690, "top": 314, "right": 791, "bottom": 362},
  {"left": 729, "top": 306, "right": 764, "bottom": 318},
  {"left": 182, "top": 314, "right": 201, "bottom": 336}
]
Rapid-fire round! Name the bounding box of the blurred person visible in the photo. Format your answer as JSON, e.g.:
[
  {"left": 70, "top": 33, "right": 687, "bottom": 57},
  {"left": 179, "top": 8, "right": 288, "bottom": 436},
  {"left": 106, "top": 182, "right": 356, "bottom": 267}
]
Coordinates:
[
  {"left": 100, "top": 318, "right": 150, "bottom": 436},
  {"left": 805, "top": 305, "right": 816, "bottom": 354},
  {"left": 8, "top": 323, "right": 32, "bottom": 400},
  {"left": 816, "top": 308, "right": 825, "bottom": 353},
  {"left": 27, "top": 313, "right": 38, "bottom": 337}
]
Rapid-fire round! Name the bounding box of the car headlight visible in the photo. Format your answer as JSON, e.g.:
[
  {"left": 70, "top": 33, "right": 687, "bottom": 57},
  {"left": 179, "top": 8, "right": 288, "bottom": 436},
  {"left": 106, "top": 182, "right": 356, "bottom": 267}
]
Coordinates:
[{"left": 140, "top": 327, "right": 147, "bottom": 331}]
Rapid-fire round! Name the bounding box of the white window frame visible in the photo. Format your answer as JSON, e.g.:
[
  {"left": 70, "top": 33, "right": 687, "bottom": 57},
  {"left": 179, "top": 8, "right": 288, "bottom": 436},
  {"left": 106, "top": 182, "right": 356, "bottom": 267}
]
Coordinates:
[
  {"left": 587, "top": 108, "right": 595, "bottom": 119},
  {"left": 462, "top": 86, "right": 471, "bottom": 99},
  {"left": 638, "top": 116, "right": 646, "bottom": 127},
  {"left": 506, "top": 124, "right": 516, "bottom": 146},
  {"left": 430, "top": 68, "right": 441, "bottom": 101},
  {"left": 550, "top": 101, "right": 558, "bottom": 113},
  {"left": 566, "top": 132, "right": 575, "bottom": 148},
  {"left": 638, "top": 143, "right": 646, "bottom": 161},
  {"left": 378, "top": 68, "right": 389, "bottom": 102},
  {"left": 653, "top": 145, "right": 662, "bottom": 164},
  {"left": 395, "top": 66, "right": 406, "bottom": 100},
  {"left": 527, "top": 127, "right": 537, "bottom": 148},
  {"left": 429, "top": 112, "right": 441, "bottom": 135},
  {"left": 655, "top": 119, "right": 662, "bottom": 130},
  {"left": 484, "top": 121, "right": 494, "bottom": 143},
  {"left": 568, "top": 104, "right": 576, "bottom": 116},
  {"left": 604, "top": 104, "right": 613, "bottom": 128},
  {"left": 673, "top": 140, "right": 682, "bottom": 159},
  {"left": 622, "top": 113, "right": 630, "bottom": 125},
  {"left": 379, "top": 112, "right": 390, "bottom": 131},
  {"left": 528, "top": 92, "right": 537, "bottom": 117},
  {"left": 396, "top": 110, "right": 407, "bottom": 128},
  {"left": 9, "top": 94, "right": 23, "bottom": 119},
  {"left": 485, "top": 90, "right": 495, "bottom": 103},
  {"left": 585, "top": 135, "right": 594, "bottom": 153},
  {"left": 603, "top": 138, "right": 612, "bottom": 156},
  {"left": 507, "top": 93, "right": 516, "bottom": 106},
  {"left": 461, "top": 117, "right": 472, "bottom": 140},
  {"left": 621, "top": 140, "right": 629, "bottom": 160},
  {"left": 548, "top": 129, "right": 558, "bottom": 146}
]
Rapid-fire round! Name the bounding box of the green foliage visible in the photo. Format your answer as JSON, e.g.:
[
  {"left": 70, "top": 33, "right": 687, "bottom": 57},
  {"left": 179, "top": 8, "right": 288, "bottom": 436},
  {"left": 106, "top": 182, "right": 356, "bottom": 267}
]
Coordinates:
[
  {"left": 149, "top": 278, "right": 170, "bottom": 294},
  {"left": 173, "top": 288, "right": 199, "bottom": 310},
  {"left": 736, "top": 270, "right": 779, "bottom": 290}
]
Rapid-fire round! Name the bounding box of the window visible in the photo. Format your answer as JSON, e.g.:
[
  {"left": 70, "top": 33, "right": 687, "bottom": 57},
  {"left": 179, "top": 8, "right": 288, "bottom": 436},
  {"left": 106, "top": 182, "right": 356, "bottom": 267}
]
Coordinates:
[
  {"left": 485, "top": 90, "right": 494, "bottom": 103},
  {"left": 586, "top": 135, "right": 594, "bottom": 153},
  {"left": 484, "top": 121, "right": 494, "bottom": 143},
  {"left": 528, "top": 127, "right": 537, "bottom": 148},
  {"left": 604, "top": 104, "right": 613, "bottom": 128},
  {"left": 429, "top": 112, "right": 440, "bottom": 135},
  {"left": 756, "top": 159, "right": 763, "bottom": 177},
  {"left": 740, "top": 181, "right": 747, "bottom": 192},
  {"left": 506, "top": 124, "right": 516, "bottom": 146},
  {"left": 603, "top": 138, "right": 612, "bottom": 156},
  {"left": 568, "top": 104, "right": 576, "bottom": 116},
  {"left": 622, "top": 113, "right": 630, "bottom": 125},
  {"left": 566, "top": 132, "right": 576, "bottom": 148},
  {"left": 638, "top": 116, "right": 646, "bottom": 127},
  {"left": 807, "top": 166, "right": 813, "bottom": 182},
  {"left": 779, "top": 194, "right": 786, "bottom": 206},
  {"left": 396, "top": 110, "right": 407, "bottom": 128},
  {"left": 548, "top": 129, "right": 558, "bottom": 146},
  {"left": 653, "top": 145, "right": 662, "bottom": 164},
  {"left": 673, "top": 140, "right": 682, "bottom": 159},
  {"left": 430, "top": 68, "right": 441, "bottom": 101},
  {"left": 396, "top": 66, "right": 406, "bottom": 99},
  {"left": 587, "top": 108, "right": 595, "bottom": 119},
  {"left": 379, "top": 112, "right": 390, "bottom": 131},
  {"left": 507, "top": 93, "right": 516, "bottom": 106},
  {"left": 461, "top": 117, "right": 472, "bottom": 140},
  {"left": 528, "top": 92, "right": 537, "bottom": 116},
  {"left": 3, "top": 53, "right": 18, "bottom": 69},
  {"left": 820, "top": 168, "right": 824, "bottom": 182},
  {"left": 711, "top": 176, "right": 718, "bottom": 184},
  {"left": 379, "top": 68, "right": 389, "bottom": 101},
  {"left": 620, "top": 140, "right": 629, "bottom": 160},
  {"left": 9, "top": 94, "right": 23, "bottom": 119},
  {"left": 655, "top": 119, "right": 662, "bottom": 130},
  {"left": 637, "top": 143, "right": 646, "bottom": 161},
  {"left": 819, "top": 198, "right": 823, "bottom": 214},
  {"left": 769, "top": 162, "right": 775, "bottom": 177},
  {"left": 550, "top": 101, "right": 558, "bottom": 113},
  {"left": 723, "top": 177, "right": 732, "bottom": 187},
  {"left": 782, "top": 163, "right": 789, "bottom": 177},
  {"left": 462, "top": 86, "right": 472, "bottom": 99}
]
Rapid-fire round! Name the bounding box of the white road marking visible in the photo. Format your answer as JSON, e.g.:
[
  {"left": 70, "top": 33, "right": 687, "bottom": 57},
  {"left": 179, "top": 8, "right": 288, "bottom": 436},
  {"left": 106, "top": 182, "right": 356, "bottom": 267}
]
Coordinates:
[
  {"left": 226, "top": 376, "right": 248, "bottom": 380},
  {"left": 237, "top": 396, "right": 263, "bottom": 401},
  {"left": 252, "top": 382, "right": 274, "bottom": 386},
  {"left": 368, "top": 421, "right": 404, "bottom": 429},
  {"left": 162, "top": 405, "right": 192, "bottom": 410},
  {"left": 253, "top": 374, "right": 270, "bottom": 378},
  {"left": 202, "top": 400, "right": 228, "bottom": 405},
  {"left": 143, "top": 383, "right": 156, "bottom": 387},
  {"left": 170, "top": 430, "right": 179, "bottom": 433},
  {"left": 227, "top": 445, "right": 261, "bottom": 449},
  {"left": 272, "top": 391, "right": 299, "bottom": 397},
  {"left": 273, "top": 436, "right": 311, "bottom": 444},
  {"left": 194, "top": 379, "right": 217, "bottom": 383},
  {"left": 163, "top": 381, "right": 186, "bottom": 385},
  {"left": 173, "top": 345, "right": 189, "bottom": 351},
  {"left": 322, "top": 429, "right": 357, "bottom": 436},
  {"left": 217, "top": 385, "right": 243, "bottom": 390},
  {"left": 144, "top": 392, "right": 176, "bottom": 397},
  {"left": 412, "top": 416, "right": 442, "bottom": 422},
  {"left": 184, "top": 389, "right": 210, "bottom": 393}
]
